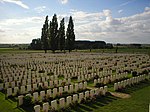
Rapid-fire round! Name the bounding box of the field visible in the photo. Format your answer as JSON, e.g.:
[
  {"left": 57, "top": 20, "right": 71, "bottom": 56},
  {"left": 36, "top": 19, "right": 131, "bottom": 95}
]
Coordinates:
[{"left": 0, "top": 48, "right": 150, "bottom": 112}]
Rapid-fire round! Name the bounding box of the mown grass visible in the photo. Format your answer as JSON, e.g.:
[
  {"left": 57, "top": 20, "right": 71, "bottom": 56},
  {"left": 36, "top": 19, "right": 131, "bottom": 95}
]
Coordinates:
[
  {"left": 0, "top": 81, "right": 149, "bottom": 112},
  {"left": 0, "top": 48, "right": 150, "bottom": 54},
  {"left": 71, "top": 81, "right": 150, "bottom": 112}
]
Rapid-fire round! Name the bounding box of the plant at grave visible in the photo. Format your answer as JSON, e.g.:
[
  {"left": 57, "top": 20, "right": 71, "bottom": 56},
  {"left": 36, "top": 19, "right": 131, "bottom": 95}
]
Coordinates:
[
  {"left": 39, "top": 69, "right": 45, "bottom": 73},
  {"left": 47, "top": 72, "right": 54, "bottom": 76},
  {"left": 23, "top": 96, "right": 32, "bottom": 106},
  {"left": 37, "top": 85, "right": 43, "bottom": 92},
  {"left": 0, "top": 79, "right": 3, "bottom": 83},
  {"left": 49, "top": 107, "right": 56, "bottom": 112},
  {"left": 88, "top": 66, "right": 92, "bottom": 70},
  {"left": 48, "top": 97, "right": 53, "bottom": 104},
  {"left": 77, "top": 89, "right": 83, "bottom": 93},
  {"left": 132, "top": 71, "right": 138, "bottom": 77},
  {"left": 71, "top": 76, "right": 77, "bottom": 80},
  {"left": 35, "top": 100, "right": 43, "bottom": 106},
  {"left": 95, "top": 83, "right": 104, "bottom": 87},
  {"left": 94, "top": 75, "right": 99, "bottom": 79},
  {"left": 142, "top": 70, "right": 149, "bottom": 75},
  {"left": 43, "top": 95, "right": 48, "bottom": 102},
  {"left": 80, "top": 98, "right": 86, "bottom": 104},
  {"left": 61, "top": 82, "right": 66, "bottom": 87},
  {"left": 69, "top": 102, "right": 78, "bottom": 109}
]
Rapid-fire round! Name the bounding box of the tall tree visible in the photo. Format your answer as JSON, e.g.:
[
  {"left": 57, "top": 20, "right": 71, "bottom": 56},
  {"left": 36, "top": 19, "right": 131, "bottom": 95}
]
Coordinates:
[
  {"left": 58, "top": 18, "right": 65, "bottom": 52},
  {"left": 50, "top": 14, "right": 58, "bottom": 53},
  {"left": 66, "top": 16, "right": 75, "bottom": 52},
  {"left": 41, "top": 15, "right": 49, "bottom": 53}
]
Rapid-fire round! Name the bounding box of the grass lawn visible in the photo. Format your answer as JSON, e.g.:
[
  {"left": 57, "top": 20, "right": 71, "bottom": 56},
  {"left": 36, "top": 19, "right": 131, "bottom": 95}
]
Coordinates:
[
  {"left": 0, "top": 92, "right": 25, "bottom": 112},
  {"left": 71, "top": 81, "right": 150, "bottom": 112},
  {"left": 0, "top": 48, "right": 150, "bottom": 54},
  {"left": 0, "top": 81, "right": 149, "bottom": 112}
]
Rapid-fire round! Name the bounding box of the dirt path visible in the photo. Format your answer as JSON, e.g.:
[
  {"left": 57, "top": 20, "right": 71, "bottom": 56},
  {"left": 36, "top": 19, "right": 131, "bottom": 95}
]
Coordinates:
[{"left": 110, "top": 92, "right": 131, "bottom": 99}]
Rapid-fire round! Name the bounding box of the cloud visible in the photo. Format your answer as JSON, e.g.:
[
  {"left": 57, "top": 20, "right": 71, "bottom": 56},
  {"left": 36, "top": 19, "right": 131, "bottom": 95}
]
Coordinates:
[
  {"left": 0, "top": 0, "right": 29, "bottom": 9},
  {"left": 118, "top": 10, "right": 123, "bottom": 13},
  {"left": 120, "top": 0, "right": 135, "bottom": 7},
  {"left": 145, "top": 7, "right": 150, "bottom": 11},
  {"left": 34, "top": 6, "right": 46, "bottom": 13},
  {"left": 60, "top": 0, "right": 68, "bottom": 4},
  {"left": 69, "top": 8, "right": 150, "bottom": 43},
  {"left": 0, "top": 7, "right": 150, "bottom": 44},
  {"left": 0, "top": 16, "right": 44, "bottom": 43}
]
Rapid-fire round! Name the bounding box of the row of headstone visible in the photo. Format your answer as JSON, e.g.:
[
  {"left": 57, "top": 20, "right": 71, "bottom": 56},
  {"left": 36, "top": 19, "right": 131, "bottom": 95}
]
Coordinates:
[
  {"left": 114, "top": 74, "right": 149, "bottom": 91},
  {"left": 17, "top": 82, "right": 87, "bottom": 105},
  {"left": 34, "top": 86, "right": 108, "bottom": 112},
  {"left": 1, "top": 78, "right": 71, "bottom": 91},
  {"left": 94, "top": 72, "right": 128, "bottom": 86}
]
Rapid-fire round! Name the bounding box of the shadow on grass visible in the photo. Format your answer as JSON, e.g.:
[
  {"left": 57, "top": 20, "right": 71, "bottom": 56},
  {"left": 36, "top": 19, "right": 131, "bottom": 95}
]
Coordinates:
[
  {"left": 72, "top": 94, "right": 118, "bottom": 112},
  {"left": 118, "top": 80, "right": 150, "bottom": 94},
  {"left": 19, "top": 104, "right": 34, "bottom": 112}
]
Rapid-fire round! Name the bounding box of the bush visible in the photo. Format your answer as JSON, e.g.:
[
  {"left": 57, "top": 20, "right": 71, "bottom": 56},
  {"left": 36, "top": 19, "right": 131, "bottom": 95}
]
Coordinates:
[
  {"left": 132, "top": 71, "right": 138, "bottom": 77},
  {"left": 95, "top": 83, "right": 104, "bottom": 87},
  {"left": 47, "top": 72, "right": 54, "bottom": 76},
  {"left": 23, "top": 96, "right": 32, "bottom": 106},
  {"left": 0, "top": 79, "right": 3, "bottom": 83},
  {"left": 94, "top": 75, "right": 99, "bottom": 79}
]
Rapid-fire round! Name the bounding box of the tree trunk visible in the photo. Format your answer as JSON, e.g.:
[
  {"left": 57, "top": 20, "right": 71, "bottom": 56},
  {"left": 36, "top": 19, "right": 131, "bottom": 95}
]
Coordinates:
[{"left": 44, "top": 50, "right": 47, "bottom": 53}]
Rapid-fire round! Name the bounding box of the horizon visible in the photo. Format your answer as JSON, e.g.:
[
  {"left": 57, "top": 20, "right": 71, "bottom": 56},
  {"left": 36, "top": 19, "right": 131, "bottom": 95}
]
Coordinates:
[{"left": 0, "top": 0, "right": 150, "bottom": 44}]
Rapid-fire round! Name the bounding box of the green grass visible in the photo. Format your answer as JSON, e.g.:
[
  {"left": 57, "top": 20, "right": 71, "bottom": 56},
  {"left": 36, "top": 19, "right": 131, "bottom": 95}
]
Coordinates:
[
  {"left": 71, "top": 81, "right": 150, "bottom": 112},
  {"left": 0, "top": 92, "right": 25, "bottom": 112},
  {"left": 0, "top": 48, "right": 150, "bottom": 54}
]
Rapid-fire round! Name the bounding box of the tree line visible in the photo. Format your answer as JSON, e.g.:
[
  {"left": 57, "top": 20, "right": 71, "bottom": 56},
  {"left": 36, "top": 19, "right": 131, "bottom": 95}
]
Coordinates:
[{"left": 30, "top": 14, "right": 75, "bottom": 53}]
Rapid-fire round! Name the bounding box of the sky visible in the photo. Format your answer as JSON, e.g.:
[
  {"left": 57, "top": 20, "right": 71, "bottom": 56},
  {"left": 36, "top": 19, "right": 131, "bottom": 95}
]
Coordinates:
[{"left": 0, "top": 0, "right": 150, "bottom": 44}]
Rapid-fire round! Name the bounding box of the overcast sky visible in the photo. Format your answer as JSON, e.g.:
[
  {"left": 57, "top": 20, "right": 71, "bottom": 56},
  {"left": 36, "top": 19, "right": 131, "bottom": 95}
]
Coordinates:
[{"left": 0, "top": 0, "right": 150, "bottom": 44}]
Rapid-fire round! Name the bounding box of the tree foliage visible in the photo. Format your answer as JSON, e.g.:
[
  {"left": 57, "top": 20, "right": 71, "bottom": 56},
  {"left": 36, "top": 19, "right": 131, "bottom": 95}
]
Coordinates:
[
  {"left": 58, "top": 18, "right": 65, "bottom": 51},
  {"left": 66, "top": 16, "right": 75, "bottom": 52},
  {"left": 41, "top": 15, "right": 49, "bottom": 53},
  {"left": 30, "top": 14, "right": 75, "bottom": 53}
]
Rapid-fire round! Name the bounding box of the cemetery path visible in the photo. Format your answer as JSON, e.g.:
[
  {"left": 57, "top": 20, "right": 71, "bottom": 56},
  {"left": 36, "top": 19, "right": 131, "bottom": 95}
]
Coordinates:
[{"left": 110, "top": 92, "right": 131, "bottom": 99}]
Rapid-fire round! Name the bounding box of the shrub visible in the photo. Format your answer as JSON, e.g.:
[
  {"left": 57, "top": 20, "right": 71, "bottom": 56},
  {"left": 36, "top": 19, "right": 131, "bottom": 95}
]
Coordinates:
[
  {"left": 94, "top": 75, "right": 99, "bottom": 79},
  {"left": 132, "top": 71, "right": 138, "bottom": 77},
  {"left": 47, "top": 72, "right": 54, "bottom": 76},
  {"left": 95, "top": 83, "right": 104, "bottom": 87},
  {"left": 0, "top": 79, "right": 3, "bottom": 83},
  {"left": 39, "top": 70, "right": 45, "bottom": 73},
  {"left": 88, "top": 66, "right": 92, "bottom": 70},
  {"left": 23, "top": 96, "right": 32, "bottom": 106}
]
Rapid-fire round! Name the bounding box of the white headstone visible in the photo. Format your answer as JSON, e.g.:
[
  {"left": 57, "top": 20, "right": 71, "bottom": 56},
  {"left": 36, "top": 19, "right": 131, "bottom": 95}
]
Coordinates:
[
  {"left": 53, "top": 88, "right": 57, "bottom": 98},
  {"left": 18, "top": 95, "right": 24, "bottom": 106},
  {"left": 40, "top": 91, "right": 45, "bottom": 101},
  {"left": 73, "top": 94, "right": 78, "bottom": 102},
  {"left": 33, "top": 92, "right": 39, "bottom": 102},
  {"left": 51, "top": 100, "right": 57, "bottom": 110},
  {"left": 43, "top": 102, "right": 49, "bottom": 112},
  {"left": 34, "top": 105, "right": 40, "bottom": 112},
  {"left": 59, "top": 98, "right": 65, "bottom": 108},
  {"left": 66, "top": 96, "right": 72, "bottom": 106}
]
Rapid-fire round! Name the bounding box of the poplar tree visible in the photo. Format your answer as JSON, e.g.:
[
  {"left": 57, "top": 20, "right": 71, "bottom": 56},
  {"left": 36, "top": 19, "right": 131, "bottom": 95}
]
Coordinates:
[
  {"left": 58, "top": 18, "right": 65, "bottom": 52},
  {"left": 66, "top": 16, "right": 75, "bottom": 52},
  {"left": 50, "top": 14, "right": 58, "bottom": 53},
  {"left": 41, "top": 15, "right": 49, "bottom": 53}
]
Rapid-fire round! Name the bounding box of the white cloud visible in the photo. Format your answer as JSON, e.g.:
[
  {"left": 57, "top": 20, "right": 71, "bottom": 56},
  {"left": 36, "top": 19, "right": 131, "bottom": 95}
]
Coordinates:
[
  {"left": 0, "top": 7, "right": 150, "bottom": 44},
  {"left": 0, "top": 16, "right": 44, "bottom": 43},
  {"left": 34, "top": 6, "right": 46, "bottom": 13},
  {"left": 69, "top": 8, "right": 150, "bottom": 43},
  {"left": 0, "top": 0, "right": 29, "bottom": 9},
  {"left": 145, "top": 7, "right": 150, "bottom": 11},
  {"left": 60, "top": 0, "right": 68, "bottom": 4},
  {"left": 118, "top": 10, "right": 123, "bottom": 13},
  {"left": 120, "top": 0, "right": 135, "bottom": 7}
]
